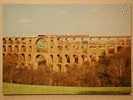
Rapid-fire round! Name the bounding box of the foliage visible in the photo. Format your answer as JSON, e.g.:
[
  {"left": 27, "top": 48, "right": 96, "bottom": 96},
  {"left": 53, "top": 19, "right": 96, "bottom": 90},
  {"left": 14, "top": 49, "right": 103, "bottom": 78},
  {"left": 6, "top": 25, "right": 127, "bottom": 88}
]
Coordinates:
[{"left": 3, "top": 47, "right": 131, "bottom": 87}]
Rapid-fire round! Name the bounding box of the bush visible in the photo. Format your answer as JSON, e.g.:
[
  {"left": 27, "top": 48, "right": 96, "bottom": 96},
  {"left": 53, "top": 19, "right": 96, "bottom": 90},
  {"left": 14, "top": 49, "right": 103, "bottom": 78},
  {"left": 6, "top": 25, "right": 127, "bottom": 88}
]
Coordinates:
[{"left": 3, "top": 47, "right": 131, "bottom": 87}]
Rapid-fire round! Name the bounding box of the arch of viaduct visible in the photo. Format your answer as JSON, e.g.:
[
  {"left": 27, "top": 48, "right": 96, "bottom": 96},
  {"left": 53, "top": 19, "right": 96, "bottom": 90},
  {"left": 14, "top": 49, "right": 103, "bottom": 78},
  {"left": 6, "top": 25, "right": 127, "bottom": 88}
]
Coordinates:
[{"left": 3, "top": 35, "right": 131, "bottom": 72}]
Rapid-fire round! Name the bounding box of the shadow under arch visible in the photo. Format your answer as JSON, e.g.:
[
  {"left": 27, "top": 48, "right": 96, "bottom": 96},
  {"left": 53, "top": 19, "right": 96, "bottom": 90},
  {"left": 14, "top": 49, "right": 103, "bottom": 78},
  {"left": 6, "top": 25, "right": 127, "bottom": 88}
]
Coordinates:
[
  {"left": 35, "top": 54, "right": 47, "bottom": 66},
  {"left": 65, "top": 54, "right": 70, "bottom": 63},
  {"left": 73, "top": 55, "right": 78, "bottom": 64}
]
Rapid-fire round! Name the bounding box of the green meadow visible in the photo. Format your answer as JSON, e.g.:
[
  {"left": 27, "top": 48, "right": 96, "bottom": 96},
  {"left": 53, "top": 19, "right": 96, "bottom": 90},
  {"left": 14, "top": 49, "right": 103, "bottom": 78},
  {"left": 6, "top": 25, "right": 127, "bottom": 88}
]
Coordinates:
[{"left": 3, "top": 83, "right": 131, "bottom": 95}]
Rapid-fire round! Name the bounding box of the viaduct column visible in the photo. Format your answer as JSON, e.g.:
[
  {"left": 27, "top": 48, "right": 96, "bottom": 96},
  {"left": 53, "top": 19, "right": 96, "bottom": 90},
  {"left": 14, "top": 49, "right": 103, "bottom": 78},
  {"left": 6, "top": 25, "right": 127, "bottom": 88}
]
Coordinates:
[
  {"left": 78, "top": 55, "right": 83, "bottom": 65},
  {"left": 96, "top": 44, "right": 100, "bottom": 61},
  {"left": 70, "top": 54, "right": 75, "bottom": 64},
  {"left": 105, "top": 43, "right": 109, "bottom": 56},
  {"left": 114, "top": 43, "right": 118, "bottom": 53},
  {"left": 61, "top": 54, "right": 66, "bottom": 72},
  {"left": 32, "top": 38, "right": 38, "bottom": 70}
]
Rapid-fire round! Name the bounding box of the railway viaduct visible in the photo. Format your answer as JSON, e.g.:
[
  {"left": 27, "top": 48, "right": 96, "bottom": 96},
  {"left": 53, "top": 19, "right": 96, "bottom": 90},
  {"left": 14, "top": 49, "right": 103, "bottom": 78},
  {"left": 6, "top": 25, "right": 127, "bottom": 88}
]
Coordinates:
[{"left": 3, "top": 34, "right": 131, "bottom": 72}]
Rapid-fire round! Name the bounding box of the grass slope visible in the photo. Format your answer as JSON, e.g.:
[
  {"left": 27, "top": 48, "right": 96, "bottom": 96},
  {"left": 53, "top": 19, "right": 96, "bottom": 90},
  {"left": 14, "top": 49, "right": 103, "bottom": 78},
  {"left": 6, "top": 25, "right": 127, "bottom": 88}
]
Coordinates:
[{"left": 3, "top": 83, "right": 131, "bottom": 95}]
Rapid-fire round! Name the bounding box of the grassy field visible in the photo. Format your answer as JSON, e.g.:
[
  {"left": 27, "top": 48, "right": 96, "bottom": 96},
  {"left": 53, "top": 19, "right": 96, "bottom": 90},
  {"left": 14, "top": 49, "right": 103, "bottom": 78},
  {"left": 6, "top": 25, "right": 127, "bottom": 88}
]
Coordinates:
[{"left": 3, "top": 83, "right": 131, "bottom": 95}]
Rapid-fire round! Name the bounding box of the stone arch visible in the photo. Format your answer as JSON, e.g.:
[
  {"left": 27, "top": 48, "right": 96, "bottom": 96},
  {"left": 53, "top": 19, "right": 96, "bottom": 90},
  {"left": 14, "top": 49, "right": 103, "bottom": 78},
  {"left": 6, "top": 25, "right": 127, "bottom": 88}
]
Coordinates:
[
  {"left": 21, "top": 38, "right": 25, "bottom": 40},
  {"left": 121, "top": 42, "right": 125, "bottom": 46},
  {"left": 57, "top": 37, "right": 60, "bottom": 41},
  {"left": 15, "top": 38, "right": 19, "bottom": 44},
  {"left": 3, "top": 38, "right": 6, "bottom": 44},
  {"left": 3, "top": 45, "right": 6, "bottom": 52},
  {"left": 108, "top": 48, "right": 115, "bottom": 54},
  {"left": 21, "top": 45, "right": 26, "bottom": 52},
  {"left": 12, "top": 54, "right": 18, "bottom": 63},
  {"left": 73, "top": 37, "right": 75, "bottom": 40},
  {"left": 35, "top": 54, "right": 47, "bottom": 66},
  {"left": 28, "top": 54, "right": 31, "bottom": 61},
  {"left": 28, "top": 46, "right": 32, "bottom": 52},
  {"left": 8, "top": 45, "right": 12, "bottom": 52},
  {"left": 81, "top": 55, "right": 86, "bottom": 63},
  {"left": 57, "top": 64, "right": 62, "bottom": 72},
  {"left": 57, "top": 54, "right": 62, "bottom": 63},
  {"left": 21, "top": 38, "right": 26, "bottom": 44},
  {"left": 20, "top": 53, "right": 25, "bottom": 61},
  {"left": 84, "top": 55, "right": 90, "bottom": 62},
  {"left": 64, "top": 45, "right": 68, "bottom": 49},
  {"left": 64, "top": 37, "right": 68, "bottom": 41},
  {"left": 90, "top": 55, "right": 96, "bottom": 62},
  {"left": 14, "top": 45, "right": 19, "bottom": 52},
  {"left": 65, "top": 54, "right": 70, "bottom": 63},
  {"left": 8, "top": 38, "right": 13, "bottom": 44},
  {"left": 50, "top": 38, "right": 54, "bottom": 42},
  {"left": 29, "top": 39, "right": 32, "bottom": 44},
  {"left": 3, "top": 53, "right": 6, "bottom": 60},
  {"left": 50, "top": 54, "right": 53, "bottom": 63},
  {"left": 117, "top": 46, "right": 123, "bottom": 52},
  {"left": 73, "top": 55, "right": 78, "bottom": 64},
  {"left": 20, "top": 63, "right": 25, "bottom": 67},
  {"left": 6, "top": 53, "right": 12, "bottom": 61}
]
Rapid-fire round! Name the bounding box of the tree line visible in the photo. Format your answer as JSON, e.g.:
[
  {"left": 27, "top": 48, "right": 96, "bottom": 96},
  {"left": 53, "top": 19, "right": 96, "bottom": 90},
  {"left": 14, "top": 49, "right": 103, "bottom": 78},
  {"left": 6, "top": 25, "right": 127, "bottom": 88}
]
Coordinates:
[{"left": 3, "top": 47, "right": 131, "bottom": 87}]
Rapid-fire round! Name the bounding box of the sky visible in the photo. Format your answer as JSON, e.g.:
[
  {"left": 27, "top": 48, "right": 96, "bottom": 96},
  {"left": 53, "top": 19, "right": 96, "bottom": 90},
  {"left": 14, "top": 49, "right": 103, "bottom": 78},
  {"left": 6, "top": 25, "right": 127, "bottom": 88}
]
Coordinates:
[{"left": 3, "top": 4, "right": 131, "bottom": 37}]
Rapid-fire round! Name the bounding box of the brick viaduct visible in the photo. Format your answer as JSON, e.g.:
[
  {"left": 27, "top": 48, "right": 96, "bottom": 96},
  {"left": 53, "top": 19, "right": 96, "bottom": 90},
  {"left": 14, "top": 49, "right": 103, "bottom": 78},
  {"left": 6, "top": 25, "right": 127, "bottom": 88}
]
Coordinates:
[{"left": 3, "top": 35, "right": 131, "bottom": 72}]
